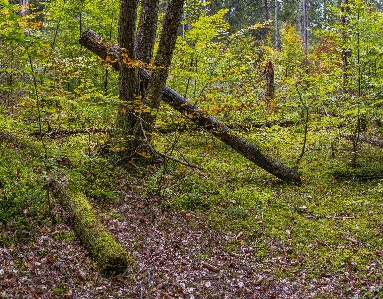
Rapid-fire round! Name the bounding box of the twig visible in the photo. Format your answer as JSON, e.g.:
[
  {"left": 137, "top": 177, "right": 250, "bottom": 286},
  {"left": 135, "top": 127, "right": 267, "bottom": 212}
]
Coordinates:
[
  {"left": 201, "top": 261, "right": 220, "bottom": 273},
  {"left": 155, "top": 151, "right": 203, "bottom": 170},
  {"left": 138, "top": 114, "right": 204, "bottom": 170}
]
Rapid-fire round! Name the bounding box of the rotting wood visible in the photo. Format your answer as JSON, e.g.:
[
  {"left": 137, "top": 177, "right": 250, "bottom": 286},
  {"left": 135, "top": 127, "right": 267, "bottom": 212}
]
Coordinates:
[
  {"left": 79, "top": 30, "right": 301, "bottom": 184},
  {"left": 50, "top": 176, "right": 129, "bottom": 273}
]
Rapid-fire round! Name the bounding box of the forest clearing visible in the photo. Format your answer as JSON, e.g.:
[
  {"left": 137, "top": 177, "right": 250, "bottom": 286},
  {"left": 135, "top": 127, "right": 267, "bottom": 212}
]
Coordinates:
[{"left": 1, "top": 0, "right": 383, "bottom": 298}]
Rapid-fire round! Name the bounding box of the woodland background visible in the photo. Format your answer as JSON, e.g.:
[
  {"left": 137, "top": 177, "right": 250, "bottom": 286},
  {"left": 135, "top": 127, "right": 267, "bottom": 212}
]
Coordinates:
[{"left": 1, "top": 0, "right": 383, "bottom": 298}]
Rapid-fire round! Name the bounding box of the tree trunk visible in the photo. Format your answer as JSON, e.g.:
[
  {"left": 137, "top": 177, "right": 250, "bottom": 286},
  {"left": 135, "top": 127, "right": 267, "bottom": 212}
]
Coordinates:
[
  {"left": 274, "top": 0, "right": 279, "bottom": 50},
  {"left": 51, "top": 177, "right": 129, "bottom": 273},
  {"left": 114, "top": 0, "right": 140, "bottom": 151},
  {"left": 264, "top": 61, "right": 275, "bottom": 101},
  {"left": 297, "top": 0, "right": 302, "bottom": 38},
  {"left": 263, "top": 0, "right": 270, "bottom": 38},
  {"left": 18, "top": 0, "right": 30, "bottom": 16},
  {"left": 264, "top": 0, "right": 270, "bottom": 20},
  {"left": 341, "top": 133, "right": 383, "bottom": 148},
  {"left": 79, "top": 30, "right": 301, "bottom": 184},
  {"left": 302, "top": 0, "right": 308, "bottom": 65},
  {"left": 136, "top": 0, "right": 160, "bottom": 64},
  {"left": 341, "top": 0, "right": 350, "bottom": 92},
  {"left": 114, "top": 0, "right": 184, "bottom": 156},
  {"left": 142, "top": 0, "right": 185, "bottom": 124}
]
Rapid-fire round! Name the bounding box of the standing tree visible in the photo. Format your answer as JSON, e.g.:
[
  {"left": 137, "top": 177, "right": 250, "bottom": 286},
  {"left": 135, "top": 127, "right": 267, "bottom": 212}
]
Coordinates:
[
  {"left": 274, "top": 0, "right": 279, "bottom": 49},
  {"left": 302, "top": 0, "right": 308, "bottom": 65},
  {"left": 340, "top": 0, "right": 350, "bottom": 91},
  {"left": 264, "top": 0, "right": 270, "bottom": 21},
  {"left": 113, "top": 0, "right": 185, "bottom": 158}
]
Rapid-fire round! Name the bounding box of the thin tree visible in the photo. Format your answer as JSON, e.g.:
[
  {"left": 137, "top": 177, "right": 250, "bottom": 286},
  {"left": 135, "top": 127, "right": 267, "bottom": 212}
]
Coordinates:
[
  {"left": 302, "top": 0, "right": 308, "bottom": 65},
  {"left": 274, "top": 0, "right": 279, "bottom": 49},
  {"left": 18, "top": 0, "right": 30, "bottom": 16},
  {"left": 340, "top": 0, "right": 350, "bottom": 92},
  {"left": 265, "top": 0, "right": 270, "bottom": 20},
  {"left": 297, "top": 0, "right": 302, "bottom": 38}
]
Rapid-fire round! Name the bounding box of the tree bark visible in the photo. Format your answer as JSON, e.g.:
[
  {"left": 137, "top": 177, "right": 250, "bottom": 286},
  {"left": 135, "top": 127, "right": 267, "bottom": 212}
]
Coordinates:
[
  {"left": 302, "top": 0, "right": 308, "bottom": 65},
  {"left": 264, "top": 0, "right": 270, "bottom": 20},
  {"left": 18, "top": 0, "right": 30, "bottom": 16},
  {"left": 79, "top": 30, "right": 301, "bottom": 184},
  {"left": 341, "top": 0, "right": 350, "bottom": 92},
  {"left": 114, "top": 0, "right": 140, "bottom": 150},
  {"left": 341, "top": 133, "right": 383, "bottom": 148},
  {"left": 274, "top": 0, "right": 279, "bottom": 49},
  {"left": 51, "top": 177, "right": 129, "bottom": 273},
  {"left": 114, "top": 0, "right": 184, "bottom": 155},
  {"left": 264, "top": 61, "right": 275, "bottom": 101},
  {"left": 136, "top": 0, "right": 160, "bottom": 64},
  {"left": 297, "top": 0, "right": 302, "bottom": 38},
  {"left": 142, "top": 0, "right": 185, "bottom": 123}
]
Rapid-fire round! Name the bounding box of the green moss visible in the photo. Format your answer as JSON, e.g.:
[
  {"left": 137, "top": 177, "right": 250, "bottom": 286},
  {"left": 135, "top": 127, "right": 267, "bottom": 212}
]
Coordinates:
[
  {"left": 332, "top": 165, "right": 383, "bottom": 181},
  {"left": 61, "top": 189, "right": 129, "bottom": 273}
]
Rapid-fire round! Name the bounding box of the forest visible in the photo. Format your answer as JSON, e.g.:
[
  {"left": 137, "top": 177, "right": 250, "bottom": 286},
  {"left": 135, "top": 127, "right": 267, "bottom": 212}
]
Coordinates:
[{"left": 1, "top": 0, "right": 383, "bottom": 298}]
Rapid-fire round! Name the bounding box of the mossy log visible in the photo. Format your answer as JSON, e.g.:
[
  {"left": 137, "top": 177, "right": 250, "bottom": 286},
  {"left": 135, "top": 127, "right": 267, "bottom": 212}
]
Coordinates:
[
  {"left": 79, "top": 29, "right": 301, "bottom": 184},
  {"left": 51, "top": 178, "right": 129, "bottom": 273}
]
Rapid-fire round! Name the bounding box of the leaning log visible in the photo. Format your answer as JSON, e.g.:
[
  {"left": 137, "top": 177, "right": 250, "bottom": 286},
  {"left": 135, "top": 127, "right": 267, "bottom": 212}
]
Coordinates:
[
  {"left": 51, "top": 176, "right": 129, "bottom": 273},
  {"left": 79, "top": 30, "right": 301, "bottom": 184}
]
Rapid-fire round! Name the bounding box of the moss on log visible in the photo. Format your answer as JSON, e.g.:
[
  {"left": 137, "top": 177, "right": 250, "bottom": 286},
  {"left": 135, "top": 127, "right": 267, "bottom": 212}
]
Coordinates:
[{"left": 51, "top": 178, "right": 129, "bottom": 273}]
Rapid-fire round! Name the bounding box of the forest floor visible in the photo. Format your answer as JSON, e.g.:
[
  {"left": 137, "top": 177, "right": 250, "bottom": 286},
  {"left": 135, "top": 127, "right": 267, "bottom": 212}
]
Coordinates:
[
  {"left": 1, "top": 119, "right": 383, "bottom": 298},
  {"left": 2, "top": 189, "right": 382, "bottom": 299},
  {"left": 1, "top": 165, "right": 383, "bottom": 298}
]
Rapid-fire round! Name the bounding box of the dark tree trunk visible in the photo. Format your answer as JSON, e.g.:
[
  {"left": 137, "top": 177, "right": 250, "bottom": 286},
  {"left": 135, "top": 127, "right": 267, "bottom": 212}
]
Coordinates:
[
  {"left": 136, "top": 0, "right": 160, "bottom": 64},
  {"left": 264, "top": 61, "right": 275, "bottom": 101},
  {"left": 18, "top": 0, "right": 30, "bottom": 16},
  {"left": 274, "top": 0, "right": 279, "bottom": 49},
  {"left": 297, "top": 0, "right": 302, "bottom": 38},
  {"left": 341, "top": 133, "right": 383, "bottom": 148},
  {"left": 263, "top": 0, "right": 270, "bottom": 38},
  {"left": 142, "top": 0, "right": 185, "bottom": 117},
  {"left": 303, "top": 0, "right": 308, "bottom": 65},
  {"left": 114, "top": 0, "right": 184, "bottom": 156},
  {"left": 341, "top": 0, "right": 350, "bottom": 92},
  {"left": 114, "top": 0, "right": 140, "bottom": 151},
  {"left": 79, "top": 30, "right": 301, "bottom": 184},
  {"left": 264, "top": 0, "right": 270, "bottom": 20}
]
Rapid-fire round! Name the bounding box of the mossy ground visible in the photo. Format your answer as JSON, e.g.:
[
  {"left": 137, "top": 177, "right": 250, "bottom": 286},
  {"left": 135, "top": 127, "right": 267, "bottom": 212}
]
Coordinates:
[
  {"left": 151, "top": 123, "right": 383, "bottom": 287},
  {"left": 1, "top": 104, "right": 383, "bottom": 296}
]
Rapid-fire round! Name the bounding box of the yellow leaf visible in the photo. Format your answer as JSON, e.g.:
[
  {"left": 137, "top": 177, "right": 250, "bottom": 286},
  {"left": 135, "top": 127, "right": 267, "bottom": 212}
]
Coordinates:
[
  {"left": 137, "top": 151, "right": 152, "bottom": 158},
  {"left": 143, "top": 107, "right": 151, "bottom": 113}
]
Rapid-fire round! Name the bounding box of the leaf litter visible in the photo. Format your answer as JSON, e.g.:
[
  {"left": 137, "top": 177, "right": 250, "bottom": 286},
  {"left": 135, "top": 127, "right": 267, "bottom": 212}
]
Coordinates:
[{"left": 1, "top": 188, "right": 382, "bottom": 298}]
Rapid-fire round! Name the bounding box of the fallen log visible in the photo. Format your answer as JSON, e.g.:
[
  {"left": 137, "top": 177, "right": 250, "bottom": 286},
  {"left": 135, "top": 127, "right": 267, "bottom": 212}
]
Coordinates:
[
  {"left": 51, "top": 176, "right": 129, "bottom": 273},
  {"left": 79, "top": 30, "right": 301, "bottom": 184},
  {"left": 341, "top": 133, "right": 383, "bottom": 148}
]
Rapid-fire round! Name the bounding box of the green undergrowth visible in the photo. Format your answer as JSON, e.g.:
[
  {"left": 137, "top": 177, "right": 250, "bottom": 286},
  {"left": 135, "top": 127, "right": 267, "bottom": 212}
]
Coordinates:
[
  {"left": 0, "top": 140, "right": 48, "bottom": 245},
  {"left": 1, "top": 105, "right": 383, "bottom": 286},
  {"left": 153, "top": 125, "right": 383, "bottom": 283}
]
